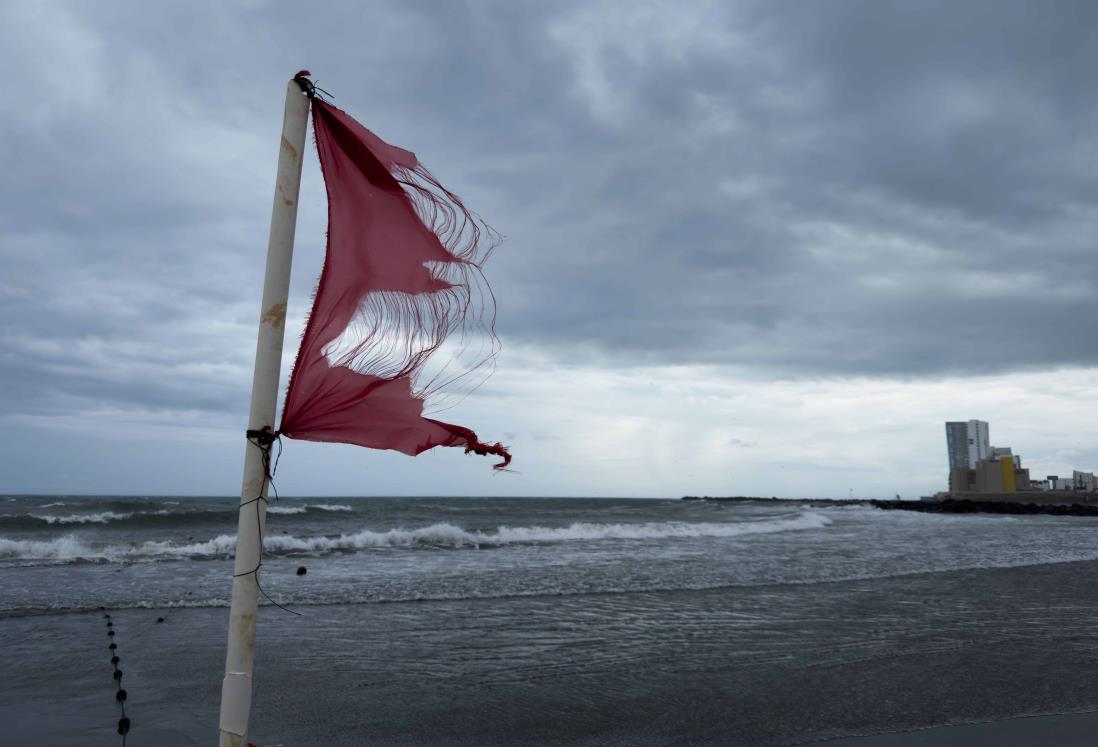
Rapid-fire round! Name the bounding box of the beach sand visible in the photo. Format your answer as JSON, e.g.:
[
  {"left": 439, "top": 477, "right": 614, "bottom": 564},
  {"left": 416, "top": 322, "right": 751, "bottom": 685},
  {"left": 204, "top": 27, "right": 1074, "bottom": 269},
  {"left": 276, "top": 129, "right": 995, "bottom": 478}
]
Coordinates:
[
  {"left": 805, "top": 711, "right": 1098, "bottom": 746},
  {"left": 6, "top": 559, "right": 1098, "bottom": 745}
]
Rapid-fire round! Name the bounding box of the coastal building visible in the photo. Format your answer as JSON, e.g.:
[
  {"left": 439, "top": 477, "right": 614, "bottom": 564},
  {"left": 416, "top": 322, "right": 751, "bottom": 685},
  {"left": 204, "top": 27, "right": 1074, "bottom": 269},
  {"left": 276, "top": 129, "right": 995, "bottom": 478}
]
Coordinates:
[
  {"left": 990, "top": 446, "right": 1022, "bottom": 469},
  {"left": 944, "top": 420, "right": 1098, "bottom": 498},
  {"left": 942, "top": 421, "right": 1098, "bottom": 502},
  {"left": 949, "top": 455, "right": 1030, "bottom": 494},
  {"left": 949, "top": 466, "right": 976, "bottom": 494},
  {"left": 976, "top": 456, "right": 1015, "bottom": 492},
  {"left": 945, "top": 420, "right": 989, "bottom": 470},
  {"left": 1073, "top": 471, "right": 1097, "bottom": 492}
]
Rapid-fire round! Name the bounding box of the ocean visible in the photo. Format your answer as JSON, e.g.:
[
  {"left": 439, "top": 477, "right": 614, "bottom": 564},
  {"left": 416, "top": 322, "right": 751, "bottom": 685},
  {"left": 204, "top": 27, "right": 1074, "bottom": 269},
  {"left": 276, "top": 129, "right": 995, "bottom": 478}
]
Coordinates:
[{"left": 4, "top": 495, "right": 1098, "bottom": 745}]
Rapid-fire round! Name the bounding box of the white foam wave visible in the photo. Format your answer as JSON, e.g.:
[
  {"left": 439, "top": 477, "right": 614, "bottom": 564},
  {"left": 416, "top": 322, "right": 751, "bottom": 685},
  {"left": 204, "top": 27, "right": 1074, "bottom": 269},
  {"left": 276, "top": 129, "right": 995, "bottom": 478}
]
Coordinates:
[
  {"left": 267, "top": 504, "right": 353, "bottom": 515},
  {"left": 32, "top": 511, "right": 134, "bottom": 525},
  {"left": 40, "top": 502, "right": 68, "bottom": 508},
  {"left": 27, "top": 509, "right": 176, "bottom": 525},
  {"left": 141, "top": 534, "right": 240, "bottom": 556},
  {"left": 171, "top": 513, "right": 834, "bottom": 554},
  {"left": 0, "top": 514, "right": 831, "bottom": 563},
  {"left": 493, "top": 514, "right": 832, "bottom": 543},
  {"left": 829, "top": 504, "right": 1022, "bottom": 523},
  {"left": 0, "top": 535, "right": 106, "bottom": 561}
]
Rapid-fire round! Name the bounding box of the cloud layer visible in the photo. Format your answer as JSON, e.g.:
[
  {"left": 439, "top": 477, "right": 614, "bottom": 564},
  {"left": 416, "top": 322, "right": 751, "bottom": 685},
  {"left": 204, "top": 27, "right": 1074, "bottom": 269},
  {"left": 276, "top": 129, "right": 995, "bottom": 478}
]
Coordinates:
[{"left": 2, "top": 0, "right": 1097, "bottom": 495}]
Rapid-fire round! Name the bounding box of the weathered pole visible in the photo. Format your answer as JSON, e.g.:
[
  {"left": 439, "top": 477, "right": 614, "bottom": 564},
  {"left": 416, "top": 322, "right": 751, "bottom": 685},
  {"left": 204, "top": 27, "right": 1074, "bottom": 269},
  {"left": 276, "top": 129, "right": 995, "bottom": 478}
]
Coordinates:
[{"left": 218, "top": 75, "right": 311, "bottom": 747}]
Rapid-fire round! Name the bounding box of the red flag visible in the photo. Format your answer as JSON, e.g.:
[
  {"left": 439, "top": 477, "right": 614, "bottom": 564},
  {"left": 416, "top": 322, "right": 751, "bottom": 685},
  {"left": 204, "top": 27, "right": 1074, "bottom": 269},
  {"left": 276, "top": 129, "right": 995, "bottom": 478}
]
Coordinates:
[{"left": 278, "top": 99, "right": 510, "bottom": 469}]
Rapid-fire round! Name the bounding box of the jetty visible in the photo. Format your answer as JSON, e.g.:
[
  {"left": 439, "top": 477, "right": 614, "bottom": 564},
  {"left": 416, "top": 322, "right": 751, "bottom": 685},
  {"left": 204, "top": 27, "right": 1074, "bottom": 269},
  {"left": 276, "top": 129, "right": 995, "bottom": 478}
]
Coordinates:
[{"left": 682, "top": 494, "right": 1098, "bottom": 517}]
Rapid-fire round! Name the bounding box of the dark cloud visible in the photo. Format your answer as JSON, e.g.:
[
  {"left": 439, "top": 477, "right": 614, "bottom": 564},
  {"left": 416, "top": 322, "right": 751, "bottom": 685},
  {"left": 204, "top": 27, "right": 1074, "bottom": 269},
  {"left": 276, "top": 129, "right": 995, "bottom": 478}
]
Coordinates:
[
  {"left": 2, "top": 0, "right": 1097, "bottom": 432},
  {"left": 489, "top": 0, "right": 1098, "bottom": 376}
]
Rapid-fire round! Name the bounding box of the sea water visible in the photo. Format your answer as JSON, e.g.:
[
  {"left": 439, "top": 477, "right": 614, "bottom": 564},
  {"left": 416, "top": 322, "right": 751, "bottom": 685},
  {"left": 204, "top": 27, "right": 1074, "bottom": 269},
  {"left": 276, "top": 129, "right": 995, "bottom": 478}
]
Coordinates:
[
  {"left": 3, "top": 495, "right": 1098, "bottom": 614},
  {"left": 6, "top": 495, "right": 1098, "bottom": 744}
]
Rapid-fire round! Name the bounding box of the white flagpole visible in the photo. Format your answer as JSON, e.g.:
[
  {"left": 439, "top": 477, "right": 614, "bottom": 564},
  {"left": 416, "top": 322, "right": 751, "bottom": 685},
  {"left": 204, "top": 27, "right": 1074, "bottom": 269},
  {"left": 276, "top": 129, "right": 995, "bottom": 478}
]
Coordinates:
[{"left": 219, "top": 76, "right": 311, "bottom": 747}]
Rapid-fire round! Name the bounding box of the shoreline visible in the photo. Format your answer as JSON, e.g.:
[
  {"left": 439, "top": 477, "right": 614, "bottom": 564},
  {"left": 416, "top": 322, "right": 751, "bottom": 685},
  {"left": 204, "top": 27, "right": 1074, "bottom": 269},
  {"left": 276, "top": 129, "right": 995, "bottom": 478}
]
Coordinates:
[
  {"left": 872, "top": 497, "right": 1098, "bottom": 516},
  {"left": 7, "top": 559, "right": 1098, "bottom": 745},
  {"left": 13, "top": 552, "right": 1098, "bottom": 619}
]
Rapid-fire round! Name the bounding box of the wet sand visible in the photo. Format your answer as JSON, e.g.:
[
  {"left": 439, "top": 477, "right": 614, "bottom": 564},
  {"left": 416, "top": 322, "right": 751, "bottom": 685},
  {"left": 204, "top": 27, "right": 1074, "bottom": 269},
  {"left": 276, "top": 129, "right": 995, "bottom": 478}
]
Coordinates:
[
  {"left": 6, "top": 559, "right": 1098, "bottom": 745},
  {"left": 805, "top": 710, "right": 1098, "bottom": 746}
]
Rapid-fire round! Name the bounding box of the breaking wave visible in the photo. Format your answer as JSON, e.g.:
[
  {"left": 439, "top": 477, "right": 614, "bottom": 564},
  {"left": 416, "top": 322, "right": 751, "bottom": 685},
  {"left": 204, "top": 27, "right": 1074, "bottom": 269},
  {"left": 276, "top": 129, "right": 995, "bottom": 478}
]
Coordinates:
[
  {"left": 0, "top": 513, "right": 830, "bottom": 564},
  {"left": 31, "top": 511, "right": 141, "bottom": 525},
  {"left": 0, "top": 535, "right": 103, "bottom": 563},
  {"left": 261, "top": 504, "right": 354, "bottom": 515},
  {"left": 1, "top": 503, "right": 356, "bottom": 528}
]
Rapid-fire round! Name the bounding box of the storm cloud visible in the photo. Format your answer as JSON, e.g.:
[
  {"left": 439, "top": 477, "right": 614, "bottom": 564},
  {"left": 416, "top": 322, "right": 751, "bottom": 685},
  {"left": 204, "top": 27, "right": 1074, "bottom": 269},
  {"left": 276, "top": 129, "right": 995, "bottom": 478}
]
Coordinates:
[{"left": 2, "top": 0, "right": 1096, "bottom": 495}]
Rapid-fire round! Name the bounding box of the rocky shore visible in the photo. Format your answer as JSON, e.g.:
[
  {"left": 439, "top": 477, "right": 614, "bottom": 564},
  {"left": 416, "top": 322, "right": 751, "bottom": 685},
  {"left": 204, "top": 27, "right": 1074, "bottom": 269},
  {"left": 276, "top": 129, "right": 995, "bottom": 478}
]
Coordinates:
[
  {"left": 681, "top": 495, "right": 1098, "bottom": 517},
  {"left": 870, "top": 498, "right": 1098, "bottom": 517},
  {"left": 681, "top": 495, "right": 868, "bottom": 506}
]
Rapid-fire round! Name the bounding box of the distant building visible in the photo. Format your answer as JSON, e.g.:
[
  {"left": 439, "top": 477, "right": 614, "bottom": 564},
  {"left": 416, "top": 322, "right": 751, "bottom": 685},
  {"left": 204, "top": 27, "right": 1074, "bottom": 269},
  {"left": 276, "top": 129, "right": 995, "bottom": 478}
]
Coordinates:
[
  {"left": 949, "top": 466, "right": 975, "bottom": 494},
  {"left": 990, "top": 446, "right": 1022, "bottom": 466},
  {"left": 948, "top": 456, "right": 1028, "bottom": 494},
  {"left": 945, "top": 422, "right": 1098, "bottom": 496},
  {"left": 974, "top": 457, "right": 1017, "bottom": 492},
  {"left": 945, "top": 420, "right": 990, "bottom": 470},
  {"left": 1073, "top": 471, "right": 1097, "bottom": 492}
]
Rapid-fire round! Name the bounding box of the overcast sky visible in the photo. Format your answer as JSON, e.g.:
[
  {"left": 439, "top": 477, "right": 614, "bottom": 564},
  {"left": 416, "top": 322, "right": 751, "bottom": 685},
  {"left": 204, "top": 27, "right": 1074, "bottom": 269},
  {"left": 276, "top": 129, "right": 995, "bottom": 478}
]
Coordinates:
[{"left": 3, "top": 0, "right": 1098, "bottom": 498}]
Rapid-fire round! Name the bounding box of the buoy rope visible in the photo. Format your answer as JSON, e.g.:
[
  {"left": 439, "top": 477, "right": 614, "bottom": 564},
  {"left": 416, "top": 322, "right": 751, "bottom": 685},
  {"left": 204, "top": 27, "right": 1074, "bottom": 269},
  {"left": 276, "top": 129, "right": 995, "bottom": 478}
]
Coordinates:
[{"left": 103, "top": 610, "right": 130, "bottom": 744}]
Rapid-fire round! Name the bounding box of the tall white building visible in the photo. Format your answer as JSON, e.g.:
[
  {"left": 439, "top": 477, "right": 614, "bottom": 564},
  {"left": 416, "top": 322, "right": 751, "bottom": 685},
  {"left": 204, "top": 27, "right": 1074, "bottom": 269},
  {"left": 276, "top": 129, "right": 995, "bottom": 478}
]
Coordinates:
[{"left": 945, "top": 420, "right": 990, "bottom": 470}]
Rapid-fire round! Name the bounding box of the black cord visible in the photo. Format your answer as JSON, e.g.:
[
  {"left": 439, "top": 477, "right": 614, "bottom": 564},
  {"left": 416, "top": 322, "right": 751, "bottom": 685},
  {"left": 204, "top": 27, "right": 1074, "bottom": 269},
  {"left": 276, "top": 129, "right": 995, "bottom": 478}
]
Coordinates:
[
  {"left": 235, "top": 430, "right": 301, "bottom": 616},
  {"left": 292, "top": 70, "right": 333, "bottom": 102}
]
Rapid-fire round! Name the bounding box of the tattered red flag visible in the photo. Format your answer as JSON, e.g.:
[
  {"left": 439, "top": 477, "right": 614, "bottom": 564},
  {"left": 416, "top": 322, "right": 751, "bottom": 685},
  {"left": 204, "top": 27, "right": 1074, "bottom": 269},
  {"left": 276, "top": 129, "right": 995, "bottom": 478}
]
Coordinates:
[{"left": 278, "top": 98, "right": 510, "bottom": 468}]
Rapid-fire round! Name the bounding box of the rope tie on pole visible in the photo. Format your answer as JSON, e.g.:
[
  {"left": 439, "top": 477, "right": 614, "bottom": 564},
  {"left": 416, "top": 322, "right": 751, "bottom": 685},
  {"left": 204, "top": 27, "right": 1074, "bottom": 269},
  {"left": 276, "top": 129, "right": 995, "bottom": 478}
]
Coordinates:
[
  {"left": 236, "top": 429, "right": 300, "bottom": 616},
  {"left": 292, "top": 69, "right": 332, "bottom": 101}
]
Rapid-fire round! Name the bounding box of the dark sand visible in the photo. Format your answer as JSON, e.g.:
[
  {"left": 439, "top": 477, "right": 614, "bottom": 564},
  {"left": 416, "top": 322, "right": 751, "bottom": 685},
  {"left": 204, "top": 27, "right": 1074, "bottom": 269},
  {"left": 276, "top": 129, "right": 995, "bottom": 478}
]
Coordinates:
[
  {"left": 7, "top": 559, "right": 1098, "bottom": 745},
  {"left": 805, "top": 711, "right": 1098, "bottom": 746}
]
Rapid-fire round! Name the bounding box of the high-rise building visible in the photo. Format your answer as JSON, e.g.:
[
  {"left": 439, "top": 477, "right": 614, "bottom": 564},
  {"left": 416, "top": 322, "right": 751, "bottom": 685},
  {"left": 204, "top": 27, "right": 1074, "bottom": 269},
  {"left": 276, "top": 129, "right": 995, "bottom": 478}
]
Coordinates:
[
  {"left": 990, "top": 446, "right": 1021, "bottom": 469},
  {"left": 945, "top": 420, "right": 990, "bottom": 470},
  {"left": 945, "top": 422, "right": 967, "bottom": 471}
]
